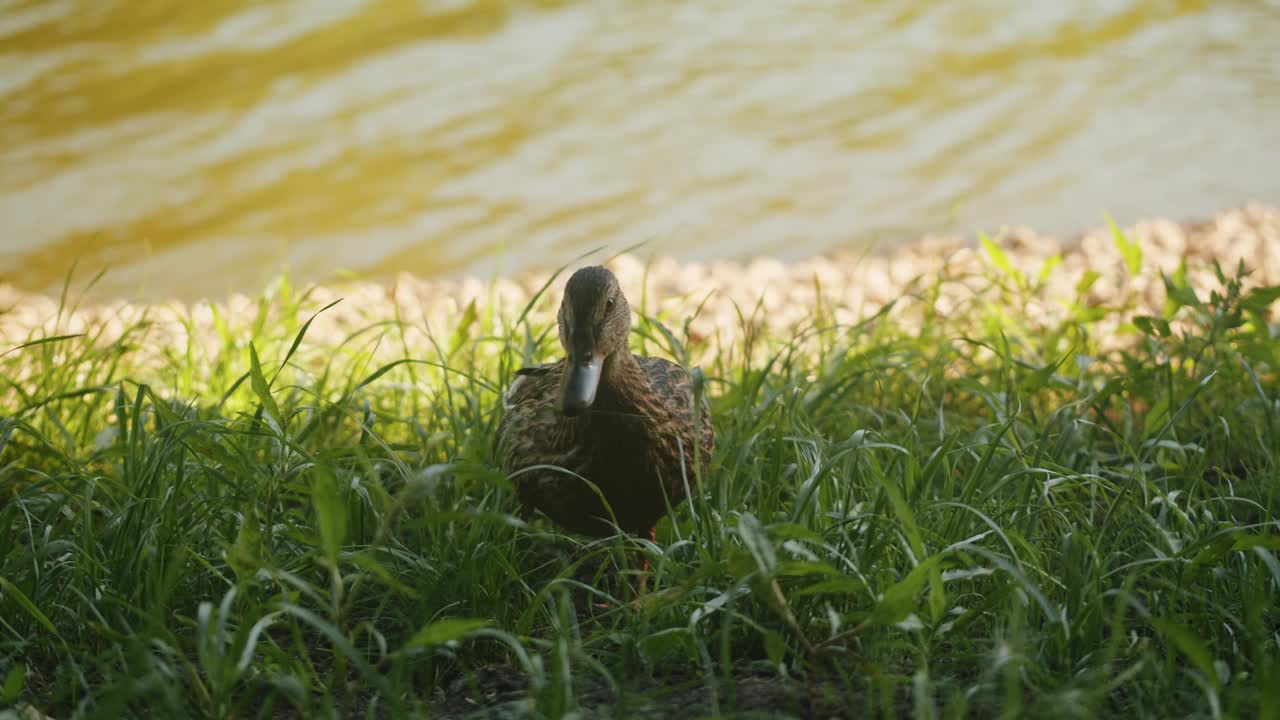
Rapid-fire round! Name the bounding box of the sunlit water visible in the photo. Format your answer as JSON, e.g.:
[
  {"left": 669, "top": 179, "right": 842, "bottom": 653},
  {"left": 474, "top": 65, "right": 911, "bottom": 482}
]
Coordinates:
[{"left": 2, "top": 0, "right": 1278, "bottom": 300}]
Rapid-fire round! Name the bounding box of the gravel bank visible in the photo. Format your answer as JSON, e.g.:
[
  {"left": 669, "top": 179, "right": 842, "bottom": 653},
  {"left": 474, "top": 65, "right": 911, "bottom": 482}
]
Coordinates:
[{"left": 2, "top": 203, "right": 1278, "bottom": 363}]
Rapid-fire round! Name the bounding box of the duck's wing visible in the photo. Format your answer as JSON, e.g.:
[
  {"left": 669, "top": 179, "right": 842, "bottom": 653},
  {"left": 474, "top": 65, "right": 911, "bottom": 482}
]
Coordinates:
[
  {"left": 503, "top": 362, "right": 559, "bottom": 409},
  {"left": 636, "top": 356, "right": 715, "bottom": 461},
  {"left": 497, "top": 360, "right": 596, "bottom": 524},
  {"left": 495, "top": 360, "right": 569, "bottom": 471}
]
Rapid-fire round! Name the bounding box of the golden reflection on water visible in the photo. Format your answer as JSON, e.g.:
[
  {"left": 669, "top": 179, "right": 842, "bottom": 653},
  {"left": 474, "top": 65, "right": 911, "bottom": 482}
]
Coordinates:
[{"left": 1, "top": 0, "right": 1278, "bottom": 299}]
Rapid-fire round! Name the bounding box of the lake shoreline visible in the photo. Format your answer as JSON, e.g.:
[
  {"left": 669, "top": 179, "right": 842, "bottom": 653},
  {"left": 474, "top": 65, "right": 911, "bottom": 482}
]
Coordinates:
[{"left": 3, "top": 202, "right": 1278, "bottom": 349}]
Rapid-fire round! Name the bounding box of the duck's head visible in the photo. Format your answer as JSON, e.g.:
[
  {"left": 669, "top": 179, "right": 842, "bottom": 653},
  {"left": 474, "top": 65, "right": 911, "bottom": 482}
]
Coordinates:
[{"left": 557, "top": 265, "right": 631, "bottom": 417}]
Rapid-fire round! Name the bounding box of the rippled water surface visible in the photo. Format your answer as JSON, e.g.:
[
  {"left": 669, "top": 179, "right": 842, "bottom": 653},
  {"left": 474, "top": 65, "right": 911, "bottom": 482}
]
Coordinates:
[{"left": 2, "top": 0, "right": 1278, "bottom": 299}]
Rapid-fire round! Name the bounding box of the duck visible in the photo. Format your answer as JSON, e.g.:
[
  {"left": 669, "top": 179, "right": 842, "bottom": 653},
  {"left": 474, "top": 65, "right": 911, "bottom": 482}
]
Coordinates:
[{"left": 496, "top": 265, "right": 714, "bottom": 543}]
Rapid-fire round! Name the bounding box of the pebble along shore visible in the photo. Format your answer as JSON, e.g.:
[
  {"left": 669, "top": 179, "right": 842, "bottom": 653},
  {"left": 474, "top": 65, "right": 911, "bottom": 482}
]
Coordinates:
[{"left": 2, "top": 203, "right": 1278, "bottom": 370}]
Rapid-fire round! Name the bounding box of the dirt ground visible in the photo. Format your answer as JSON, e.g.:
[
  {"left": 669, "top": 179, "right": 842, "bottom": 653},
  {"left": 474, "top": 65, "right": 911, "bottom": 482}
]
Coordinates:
[{"left": 431, "top": 661, "right": 863, "bottom": 720}]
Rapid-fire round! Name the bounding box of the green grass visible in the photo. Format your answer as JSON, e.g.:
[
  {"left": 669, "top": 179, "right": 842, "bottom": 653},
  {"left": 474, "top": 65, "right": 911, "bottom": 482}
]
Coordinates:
[{"left": 2, "top": 242, "right": 1279, "bottom": 719}]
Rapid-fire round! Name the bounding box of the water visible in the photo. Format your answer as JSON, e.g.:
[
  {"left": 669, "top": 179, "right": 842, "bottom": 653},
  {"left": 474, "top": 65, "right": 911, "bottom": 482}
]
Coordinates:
[{"left": 2, "top": 0, "right": 1278, "bottom": 300}]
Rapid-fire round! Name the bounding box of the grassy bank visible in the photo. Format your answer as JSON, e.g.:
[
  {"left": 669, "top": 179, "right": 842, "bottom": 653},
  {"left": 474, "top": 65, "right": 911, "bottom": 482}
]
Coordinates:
[{"left": 2, "top": 224, "right": 1279, "bottom": 718}]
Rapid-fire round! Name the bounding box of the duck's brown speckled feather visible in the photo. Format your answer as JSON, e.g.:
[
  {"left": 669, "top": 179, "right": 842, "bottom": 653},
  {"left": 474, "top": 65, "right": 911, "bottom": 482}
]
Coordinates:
[{"left": 497, "top": 355, "right": 713, "bottom": 536}]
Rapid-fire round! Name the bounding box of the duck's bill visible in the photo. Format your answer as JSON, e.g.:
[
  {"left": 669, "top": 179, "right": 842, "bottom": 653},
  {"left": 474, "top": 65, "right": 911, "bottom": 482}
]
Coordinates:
[{"left": 560, "top": 357, "right": 602, "bottom": 416}]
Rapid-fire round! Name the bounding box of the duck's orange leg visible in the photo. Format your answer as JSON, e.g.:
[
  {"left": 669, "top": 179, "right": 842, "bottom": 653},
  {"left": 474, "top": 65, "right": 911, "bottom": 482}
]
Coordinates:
[
  {"left": 642, "top": 526, "right": 656, "bottom": 571},
  {"left": 635, "top": 526, "right": 656, "bottom": 598},
  {"left": 585, "top": 527, "right": 656, "bottom": 613}
]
